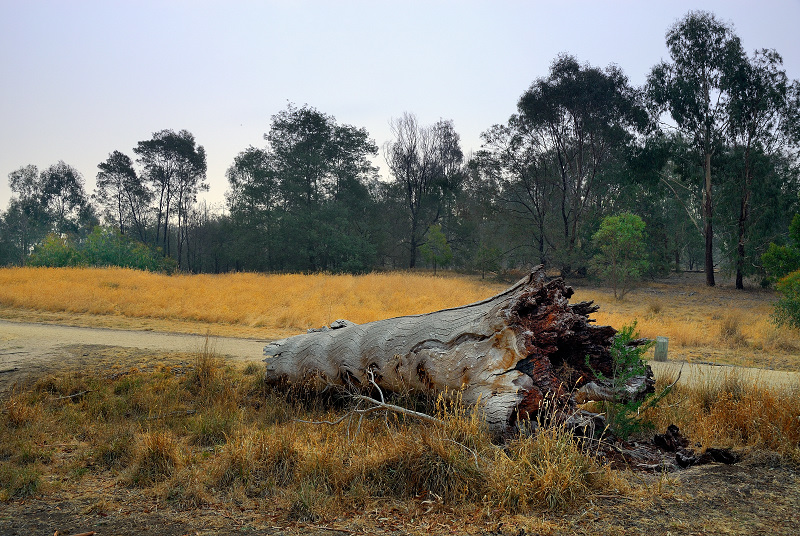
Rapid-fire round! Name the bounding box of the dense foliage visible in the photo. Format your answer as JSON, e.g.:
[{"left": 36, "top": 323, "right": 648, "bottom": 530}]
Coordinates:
[
  {"left": 773, "top": 271, "right": 800, "bottom": 328},
  {"left": 1, "top": 11, "right": 799, "bottom": 284},
  {"left": 28, "top": 227, "right": 174, "bottom": 272}
]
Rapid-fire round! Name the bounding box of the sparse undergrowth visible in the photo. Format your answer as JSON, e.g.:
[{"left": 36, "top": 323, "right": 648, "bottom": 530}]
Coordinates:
[{"left": 2, "top": 346, "right": 798, "bottom": 516}]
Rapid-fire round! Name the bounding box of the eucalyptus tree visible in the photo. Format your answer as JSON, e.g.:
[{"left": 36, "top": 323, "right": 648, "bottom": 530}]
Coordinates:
[
  {"left": 480, "top": 54, "right": 647, "bottom": 273},
  {"left": 95, "top": 150, "right": 151, "bottom": 242},
  {"left": 5, "top": 165, "right": 49, "bottom": 262},
  {"left": 474, "top": 119, "right": 557, "bottom": 267},
  {"left": 3, "top": 162, "right": 95, "bottom": 263},
  {"left": 723, "top": 49, "right": 799, "bottom": 288},
  {"left": 384, "top": 113, "right": 464, "bottom": 268},
  {"left": 133, "top": 129, "right": 207, "bottom": 265},
  {"left": 10, "top": 161, "right": 93, "bottom": 237},
  {"left": 228, "top": 104, "right": 379, "bottom": 272},
  {"left": 226, "top": 146, "right": 277, "bottom": 270},
  {"left": 647, "top": 11, "right": 745, "bottom": 286},
  {"left": 39, "top": 161, "right": 95, "bottom": 236}
]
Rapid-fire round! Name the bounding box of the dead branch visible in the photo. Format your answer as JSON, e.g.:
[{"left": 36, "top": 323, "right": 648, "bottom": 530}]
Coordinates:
[
  {"left": 53, "top": 390, "right": 92, "bottom": 401},
  {"left": 295, "top": 395, "right": 442, "bottom": 427}
]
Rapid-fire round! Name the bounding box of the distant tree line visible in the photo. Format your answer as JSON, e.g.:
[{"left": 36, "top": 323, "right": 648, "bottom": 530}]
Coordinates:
[{"left": 1, "top": 11, "right": 799, "bottom": 289}]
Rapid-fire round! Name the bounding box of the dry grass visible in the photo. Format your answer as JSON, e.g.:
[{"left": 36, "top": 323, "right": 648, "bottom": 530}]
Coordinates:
[
  {"left": 573, "top": 275, "right": 800, "bottom": 370},
  {"left": 0, "top": 348, "right": 629, "bottom": 515},
  {"left": 644, "top": 365, "right": 800, "bottom": 461},
  {"left": 2, "top": 268, "right": 800, "bottom": 529},
  {"left": 1, "top": 343, "right": 798, "bottom": 522},
  {"left": 0, "top": 267, "right": 505, "bottom": 339},
  {"left": 2, "top": 267, "right": 799, "bottom": 370}
]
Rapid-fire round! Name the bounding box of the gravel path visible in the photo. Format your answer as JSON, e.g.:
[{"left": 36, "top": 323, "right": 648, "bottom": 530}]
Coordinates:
[{"left": 0, "top": 319, "right": 269, "bottom": 392}]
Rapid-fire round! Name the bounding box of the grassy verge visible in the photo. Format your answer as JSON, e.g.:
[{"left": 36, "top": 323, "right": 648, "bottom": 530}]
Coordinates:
[
  {"left": 2, "top": 344, "right": 798, "bottom": 516},
  {"left": 0, "top": 349, "right": 619, "bottom": 514}
]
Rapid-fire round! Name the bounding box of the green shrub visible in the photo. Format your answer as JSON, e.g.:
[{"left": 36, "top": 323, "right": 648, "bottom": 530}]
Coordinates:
[
  {"left": 28, "top": 226, "right": 175, "bottom": 273},
  {"left": 28, "top": 234, "right": 80, "bottom": 267},
  {"left": 587, "top": 321, "right": 655, "bottom": 439},
  {"left": 761, "top": 214, "right": 800, "bottom": 284},
  {"left": 773, "top": 270, "right": 800, "bottom": 328},
  {"left": 590, "top": 213, "right": 649, "bottom": 299}
]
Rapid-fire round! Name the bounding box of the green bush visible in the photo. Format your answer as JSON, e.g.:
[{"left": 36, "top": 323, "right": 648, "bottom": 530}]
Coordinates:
[
  {"left": 28, "top": 234, "right": 80, "bottom": 267},
  {"left": 420, "top": 223, "right": 453, "bottom": 275},
  {"left": 28, "top": 226, "right": 175, "bottom": 273},
  {"left": 587, "top": 321, "right": 655, "bottom": 439},
  {"left": 590, "top": 213, "right": 649, "bottom": 299},
  {"left": 761, "top": 214, "right": 800, "bottom": 284},
  {"left": 773, "top": 270, "right": 800, "bottom": 328}
]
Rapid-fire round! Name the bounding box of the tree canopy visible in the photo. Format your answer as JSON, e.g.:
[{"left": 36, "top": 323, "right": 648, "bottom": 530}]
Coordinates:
[{"left": 1, "top": 10, "right": 799, "bottom": 289}]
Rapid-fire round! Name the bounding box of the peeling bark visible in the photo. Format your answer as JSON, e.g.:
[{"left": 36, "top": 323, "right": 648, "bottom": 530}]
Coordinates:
[{"left": 263, "top": 267, "right": 654, "bottom": 433}]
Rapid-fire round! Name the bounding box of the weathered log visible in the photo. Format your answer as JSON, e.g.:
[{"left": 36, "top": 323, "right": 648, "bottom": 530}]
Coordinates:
[{"left": 263, "top": 267, "right": 654, "bottom": 433}]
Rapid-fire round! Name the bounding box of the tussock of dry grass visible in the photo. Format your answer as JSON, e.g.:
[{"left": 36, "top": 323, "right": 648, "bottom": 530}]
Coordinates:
[
  {"left": 645, "top": 366, "right": 800, "bottom": 460},
  {"left": 126, "top": 429, "right": 182, "bottom": 485}
]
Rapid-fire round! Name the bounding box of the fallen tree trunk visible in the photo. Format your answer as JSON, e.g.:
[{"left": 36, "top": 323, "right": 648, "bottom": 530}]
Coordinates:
[{"left": 263, "top": 268, "right": 653, "bottom": 433}]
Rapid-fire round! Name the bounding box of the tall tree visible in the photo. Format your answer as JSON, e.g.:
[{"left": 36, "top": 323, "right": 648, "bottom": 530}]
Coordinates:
[
  {"left": 5, "top": 165, "right": 48, "bottom": 263},
  {"left": 133, "top": 129, "right": 207, "bottom": 266},
  {"left": 384, "top": 113, "right": 463, "bottom": 268},
  {"left": 647, "top": 11, "right": 745, "bottom": 286},
  {"left": 39, "top": 161, "right": 95, "bottom": 236},
  {"left": 481, "top": 55, "right": 647, "bottom": 274},
  {"left": 474, "top": 119, "right": 556, "bottom": 267},
  {"left": 95, "top": 150, "right": 151, "bottom": 242},
  {"left": 3, "top": 162, "right": 95, "bottom": 264},
  {"left": 226, "top": 146, "right": 278, "bottom": 271},
  {"left": 723, "top": 49, "right": 799, "bottom": 288},
  {"left": 227, "top": 104, "right": 379, "bottom": 272}
]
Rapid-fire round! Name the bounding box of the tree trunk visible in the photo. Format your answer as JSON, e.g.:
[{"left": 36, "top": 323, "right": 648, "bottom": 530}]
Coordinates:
[
  {"left": 703, "top": 152, "right": 716, "bottom": 287},
  {"left": 735, "top": 194, "right": 748, "bottom": 290},
  {"left": 263, "top": 268, "right": 653, "bottom": 434}
]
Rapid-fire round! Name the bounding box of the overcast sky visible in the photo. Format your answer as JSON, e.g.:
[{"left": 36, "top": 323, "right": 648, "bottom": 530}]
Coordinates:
[{"left": 1, "top": 0, "right": 798, "bottom": 212}]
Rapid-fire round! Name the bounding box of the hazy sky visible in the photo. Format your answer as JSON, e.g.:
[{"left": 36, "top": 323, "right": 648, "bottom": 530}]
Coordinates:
[{"left": 1, "top": 0, "right": 799, "bottom": 211}]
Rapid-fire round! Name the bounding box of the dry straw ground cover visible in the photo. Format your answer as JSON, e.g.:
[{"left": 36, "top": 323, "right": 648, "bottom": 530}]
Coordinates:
[
  {"left": 1, "top": 267, "right": 800, "bottom": 533},
  {"left": 0, "top": 343, "right": 798, "bottom": 534},
  {"left": 0, "top": 267, "right": 505, "bottom": 339}
]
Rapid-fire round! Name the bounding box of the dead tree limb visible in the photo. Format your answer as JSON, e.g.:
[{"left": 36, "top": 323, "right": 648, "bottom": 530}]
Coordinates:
[
  {"left": 264, "top": 267, "right": 653, "bottom": 434},
  {"left": 52, "top": 390, "right": 92, "bottom": 401}
]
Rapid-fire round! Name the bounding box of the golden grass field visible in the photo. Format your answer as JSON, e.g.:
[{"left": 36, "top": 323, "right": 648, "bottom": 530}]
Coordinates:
[
  {"left": 0, "top": 266, "right": 798, "bottom": 370},
  {"left": 1, "top": 267, "right": 799, "bottom": 533},
  {"left": 0, "top": 267, "right": 504, "bottom": 339}
]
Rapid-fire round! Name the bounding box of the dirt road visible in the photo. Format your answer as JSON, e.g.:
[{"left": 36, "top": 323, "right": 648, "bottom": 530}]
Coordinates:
[
  {"left": 650, "top": 360, "right": 799, "bottom": 389},
  {"left": 0, "top": 319, "right": 268, "bottom": 392}
]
